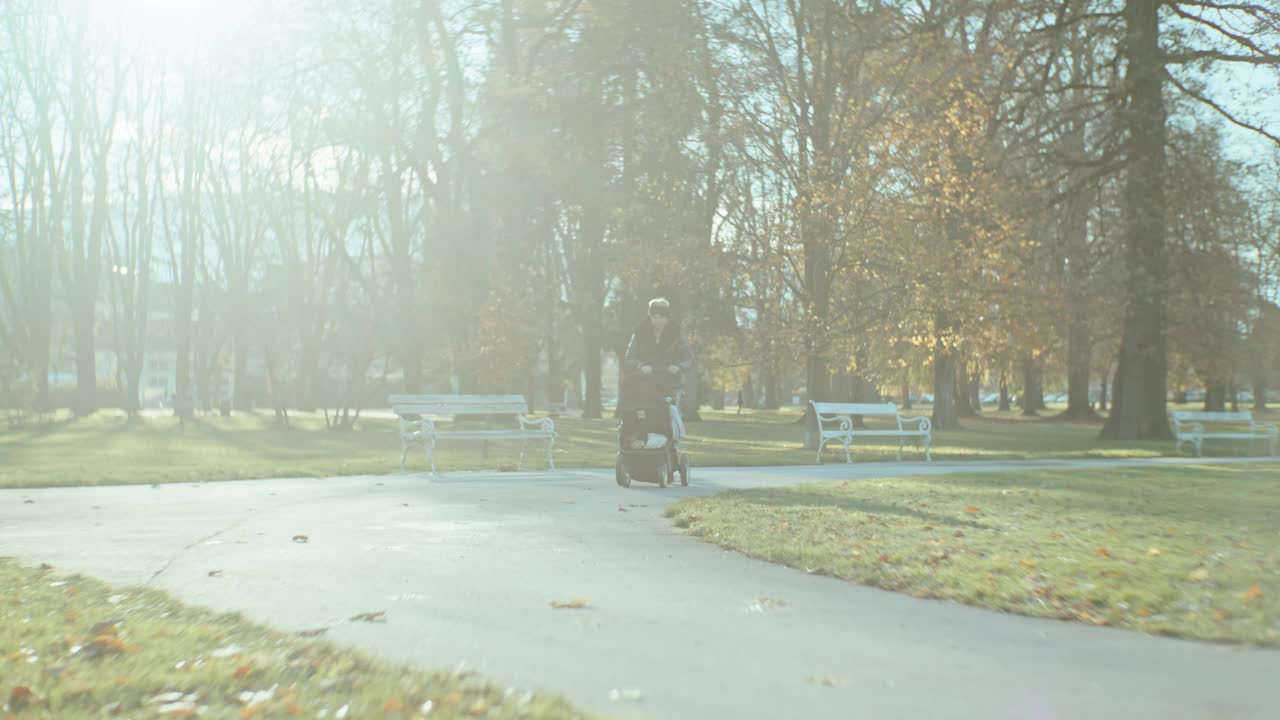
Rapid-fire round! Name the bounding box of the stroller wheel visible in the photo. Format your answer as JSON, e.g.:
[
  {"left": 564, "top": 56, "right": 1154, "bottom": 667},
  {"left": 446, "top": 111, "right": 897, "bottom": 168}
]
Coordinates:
[
  {"left": 679, "top": 453, "right": 690, "bottom": 486},
  {"left": 615, "top": 454, "right": 630, "bottom": 488}
]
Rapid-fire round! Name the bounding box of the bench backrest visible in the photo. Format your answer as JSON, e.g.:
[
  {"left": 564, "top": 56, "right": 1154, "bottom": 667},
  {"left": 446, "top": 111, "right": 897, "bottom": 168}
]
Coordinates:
[
  {"left": 390, "top": 394, "right": 530, "bottom": 417},
  {"left": 1171, "top": 411, "right": 1253, "bottom": 423},
  {"left": 811, "top": 401, "right": 899, "bottom": 417}
]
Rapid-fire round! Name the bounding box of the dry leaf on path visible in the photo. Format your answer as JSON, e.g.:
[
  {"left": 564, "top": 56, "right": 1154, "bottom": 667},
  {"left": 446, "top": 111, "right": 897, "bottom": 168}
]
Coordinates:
[
  {"left": 549, "top": 597, "right": 591, "bottom": 609},
  {"left": 964, "top": 506, "right": 980, "bottom": 514},
  {"left": 350, "top": 611, "right": 387, "bottom": 623},
  {"left": 291, "top": 535, "right": 309, "bottom": 543},
  {"left": 1094, "top": 547, "right": 1111, "bottom": 558},
  {"left": 1189, "top": 568, "right": 1210, "bottom": 581},
  {"left": 1243, "top": 585, "right": 1264, "bottom": 602},
  {"left": 297, "top": 628, "right": 328, "bottom": 638}
]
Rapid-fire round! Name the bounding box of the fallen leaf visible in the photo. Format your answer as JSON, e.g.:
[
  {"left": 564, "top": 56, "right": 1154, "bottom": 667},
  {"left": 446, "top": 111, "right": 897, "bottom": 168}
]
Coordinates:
[
  {"left": 1020, "top": 559, "right": 1039, "bottom": 569},
  {"left": 1147, "top": 547, "right": 1161, "bottom": 556},
  {"left": 549, "top": 597, "right": 591, "bottom": 609},
  {"left": 964, "top": 506, "right": 980, "bottom": 514},
  {"left": 9, "top": 686, "right": 34, "bottom": 710},
  {"left": 84, "top": 635, "right": 138, "bottom": 657},
  {"left": 233, "top": 665, "right": 253, "bottom": 678},
  {"left": 1094, "top": 547, "right": 1111, "bottom": 558},
  {"left": 1214, "top": 609, "right": 1229, "bottom": 622},
  {"left": 441, "top": 691, "right": 465, "bottom": 706},
  {"left": 291, "top": 535, "right": 309, "bottom": 543},
  {"left": 561, "top": 499, "right": 575, "bottom": 504},
  {"left": 466, "top": 700, "right": 490, "bottom": 716},
  {"left": 350, "top": 611, "right": 386, "bottom": 623},
  {"left": 286, "top": 702, "right": 304, "bottom": 717},
  {"left": 1137, "top": 608, "right": 1152, "bottom": 618},
  {"left": 382, "top": 698, "right": 406, "bottom": 712},
  {"left": 1189, "top": 568, "right": 1210, "bottom": 581},
  {"left": 878, "top": 554, "right": 891, "bottom": 563},
  {"left": 296, "top": 628, "right": 327, "bottom": 638},
  {"left": 208, "top": 570, "right": 224, "bottom": 577},
  {"left": 617, "top": 504, "right": 627, "bottom": 512},
  {"left": 1243, "top": 585, "right": 1264, "bottom": 602}
]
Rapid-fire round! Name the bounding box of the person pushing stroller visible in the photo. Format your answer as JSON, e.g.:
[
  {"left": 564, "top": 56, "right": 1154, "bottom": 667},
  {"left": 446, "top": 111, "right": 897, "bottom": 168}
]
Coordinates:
[{"left": 616, "top": 297, "right": 693, "bottom": 487}]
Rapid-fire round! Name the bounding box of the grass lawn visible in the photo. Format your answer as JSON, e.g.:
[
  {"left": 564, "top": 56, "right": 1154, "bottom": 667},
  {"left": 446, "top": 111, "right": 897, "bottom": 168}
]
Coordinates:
[
  {"left": 665, "top": 464, "right": 1280, "bottom": 646},
  {"left": 0, "top": 405, "right": 1270, "bottom": 489},
  {"left": 0, "top": 559, "right": 585, "bottom": 719}
]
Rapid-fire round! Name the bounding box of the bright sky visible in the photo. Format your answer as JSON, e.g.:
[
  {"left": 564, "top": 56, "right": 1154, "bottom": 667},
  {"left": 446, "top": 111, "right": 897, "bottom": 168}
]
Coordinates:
[{"left": 90, "top": 0, "right": 255, "bottom": 51}]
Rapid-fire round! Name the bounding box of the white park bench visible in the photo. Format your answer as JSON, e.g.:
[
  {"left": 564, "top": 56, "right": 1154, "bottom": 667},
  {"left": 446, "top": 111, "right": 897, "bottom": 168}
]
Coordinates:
[
  {"left": 389, "top": 394, "right": 556, "bottom": 473},
  {"left": 1171, "top": 410, "right": 1277, "bottom": 457},
  {"left": 810, "top": 401, "right": 932, "bottom": 464}
]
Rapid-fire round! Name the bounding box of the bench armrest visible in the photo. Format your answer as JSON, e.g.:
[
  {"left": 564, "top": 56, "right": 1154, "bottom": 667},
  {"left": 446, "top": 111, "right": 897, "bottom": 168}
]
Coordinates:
[
  {"left": 1252, "top": 421, "right": 1278, "bottom": 435},
  {"left": 815, "top": 414, "right": 854, "bottom": 434},
  {"left": 399, "top": 415, "right": 435, "bottom": 436},
  {"left": 519, "top": 415, "right": 557, "bottom": 436},
  {"left": 1174, "top": 420, "right": 1204, "bottom": 435},
  {"left": 899, "top": 415, "right": 931, "bottom": 434}
]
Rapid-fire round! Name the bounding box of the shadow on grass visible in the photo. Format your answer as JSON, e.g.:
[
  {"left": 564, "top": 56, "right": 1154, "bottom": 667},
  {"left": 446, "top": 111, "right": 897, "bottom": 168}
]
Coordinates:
[{"left": 722, "top": 487, "right": 988, "bottom": 529}]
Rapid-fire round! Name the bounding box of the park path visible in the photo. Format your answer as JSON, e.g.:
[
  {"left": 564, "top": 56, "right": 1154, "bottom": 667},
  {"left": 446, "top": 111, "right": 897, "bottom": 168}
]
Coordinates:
[{"left": 3, "top": 457, "right": 1278, "bottom": 719}]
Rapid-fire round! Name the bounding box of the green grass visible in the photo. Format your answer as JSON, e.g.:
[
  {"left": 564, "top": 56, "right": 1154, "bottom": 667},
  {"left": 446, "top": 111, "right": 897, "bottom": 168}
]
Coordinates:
[
  {"left": 0, "top": 406, "right": 1271, "bottom": 489},
  {"left": 0, "top": 558, "right": 586, "bottom": 719},
  {"left": 665, "top": 464, "right": 1280, "bottom": 645}
]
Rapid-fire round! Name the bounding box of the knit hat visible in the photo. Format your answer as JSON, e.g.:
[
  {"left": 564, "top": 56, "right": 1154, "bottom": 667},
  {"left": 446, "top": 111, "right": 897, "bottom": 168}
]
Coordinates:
[{"left": 647, "top": 297, "right": 671, "bottom": 316}]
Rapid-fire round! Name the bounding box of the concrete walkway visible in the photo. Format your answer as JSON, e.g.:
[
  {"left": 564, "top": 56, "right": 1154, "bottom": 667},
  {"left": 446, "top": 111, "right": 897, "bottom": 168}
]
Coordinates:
[{"left": 2, "top": 458, "right": 1278, "bottom": 719}]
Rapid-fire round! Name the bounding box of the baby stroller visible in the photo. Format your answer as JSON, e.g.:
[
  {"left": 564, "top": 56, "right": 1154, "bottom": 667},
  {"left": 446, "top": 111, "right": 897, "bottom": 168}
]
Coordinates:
[{"left": 615, "top": 371, "right": 690, "bottom": 488}]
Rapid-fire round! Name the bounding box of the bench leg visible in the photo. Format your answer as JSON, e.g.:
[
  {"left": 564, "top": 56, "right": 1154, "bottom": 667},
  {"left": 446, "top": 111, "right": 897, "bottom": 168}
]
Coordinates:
[
  {"left": 897, "top": 438, "right": 904, "bottom": 463},
  {"left": 427, "top": 440, "right": 438, "bottom": 475},
  {"left": 548, "top": 437, "right": 556, "bottom": 471},
  {"left": 924, "top": 436, "right": 932, "bottom": 462},
  {"left": 519, "top": 441, "right": 528, "bottom": 470},
  {"left": 843, "top": 437, "right": 852, "bottom": 464},
  {"left": 816, "top": 437, "right": 826, "bottom": 465},
  {"left": 400, "top": 439, "right": 409, "bottom": 473}
]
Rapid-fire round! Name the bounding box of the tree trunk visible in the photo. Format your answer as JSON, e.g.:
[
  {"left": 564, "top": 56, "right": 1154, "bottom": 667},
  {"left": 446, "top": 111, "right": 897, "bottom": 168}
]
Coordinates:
[
  {"left": 1100, "top": 0, "right": 1171, "bottom": 440},
  {"left": 998, "top": 370, "right": 1010, "bottom": 411},
  {"left": 1099, "top": 369, "right": 1110, "bottom": 412},
  {"left": 955, "top": 361, "right": 976, "bottom": 418},
  {"left": 901, "top": 378, "right": 912, "bottom": 410},
  {"left": 931, "top": 340, "right": 959, "bottom": 430},
  {"left": 763, "top": 365, "right": 780, "bottom": 409},
  {"left": 1064, "top": 319, "right": 1098, "bottom": 419},
  {"left": 1254, "top": 383, "right": 1267, "bottom": 411},
  {"left": 581, "top": 300, "right": 604, "bottom": 419},
  {"left": 969, "top": 369, "right": 982, "bottom": 414},
  {"left": 1021, "top": 356, "right": 1041, "bottom": 417},
  {"left": 1230, "top": 383, "right": 1239, "bottom": 412},
  {"left": 1205, "top": 383, "right": 1226, "bottom": 412}
]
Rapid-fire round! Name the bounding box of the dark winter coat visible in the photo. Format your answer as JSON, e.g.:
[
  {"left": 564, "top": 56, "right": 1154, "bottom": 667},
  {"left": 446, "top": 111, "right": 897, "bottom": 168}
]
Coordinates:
[{"left": 619, "top": 321, "right": 693, "bottom": 409}]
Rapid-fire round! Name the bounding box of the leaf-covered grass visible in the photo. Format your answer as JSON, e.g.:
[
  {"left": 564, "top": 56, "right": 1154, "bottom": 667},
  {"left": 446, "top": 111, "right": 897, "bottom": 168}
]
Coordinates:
[
  {"left": 0, "top": 406, "right": 1267, "bottom": 489},
  {"left": 0, "top": 558, "right": 586, "bottom": 719},
  {"left": 666, "top": 464, "right": 1280, "bottom": 645}
]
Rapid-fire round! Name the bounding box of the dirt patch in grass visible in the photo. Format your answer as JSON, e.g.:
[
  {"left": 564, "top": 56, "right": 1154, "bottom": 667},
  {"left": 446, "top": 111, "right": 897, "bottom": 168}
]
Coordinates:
[
  {"left": 0, "top": 558, "right": 586, "bottom": 718},
  {"left": 667, "top": 464, "right": 1280, "bottom": 645}
]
